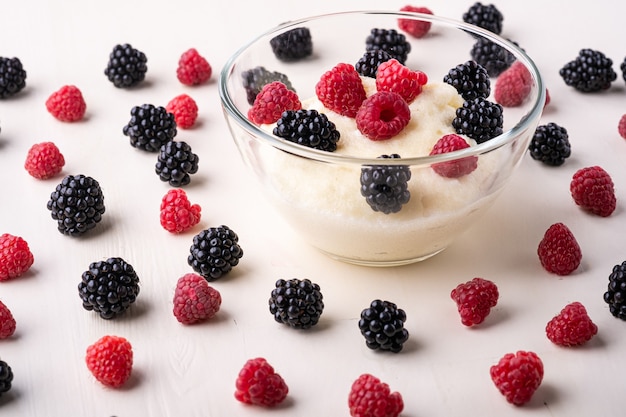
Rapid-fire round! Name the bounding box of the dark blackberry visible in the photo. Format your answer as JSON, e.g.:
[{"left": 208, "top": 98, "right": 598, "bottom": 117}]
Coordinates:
[
  {"left": 273, "top": 109, "right": 340, "bottom": 152},
  {"left": 78, "top": 257, "right": 140, "bottom": 320},
  {"left": 241, "top": 66, "right": 295, "bottom": 105},
  {"left": 0, "top": 57, "right": 27, "bottom": 98},
  {"left": 470, "top": 37, "right": 516, "bottom": 77},
  {"left": 155, "top": 140, "right": 199, "bottom": 187},
  {"left": 365, "top": 28, "right": 411, "bottom": 64},
  {"left": 269, "top": 278, "right": 324, "bottom": 329},
  {"left": 104, "top": 43, "right": 148, "bottom": 88},
  {"left": 621, "top": 56, "right": 626, "bottom": 84},
  {"left": 355, "top": 49, "right": 393, "bottom": 78},
  {"left": 358, "top": 299, "right": 409, "bottom": 353},
  {"left": 443, "top": 60, "right": 491, "bottom": 100},
  {"left": 269, "top": 27, "right": 313, "bottom": 62},
  {"left": 462, "top": 2, "right": 504, "bottom": 35},
  {"left": 0, "top": 360, "right": 12, "bottom": 396},
  {"left": 559, "top": 48, "right": 617, "bottom": 93},
  {"left": 528, "top": 123, "right": 571, "bottom": 166},
  {"left": 123, "top": 104, "right": 177, "bottom": 152},
  {"left": 188, "top": 226, "right": 243, "bottom": 281},
  {"left": 360, "top": 154, "right": 411, "bottom": 214},
  {"left": 604, "top": 261, "right": 626, "bottom": 320},
  {"left": 47, "top": 174, "right": 106, "bottom": 237},
  {"left": 452, "top": 97, "right": 503, "bottom": 143}
]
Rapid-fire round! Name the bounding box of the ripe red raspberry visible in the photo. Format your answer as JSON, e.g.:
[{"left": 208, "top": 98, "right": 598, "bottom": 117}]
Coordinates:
[
  {"left": 24, "top": 141, "right": 65, "bottom": 180},
  {"left": 85, "top": 335, "right": 133, "bottom": 388},
  {"left": 356, "top": 91, "right": 411, "bottom": 140},
  {"left": 0, "top": 300, "right": 16, "bottom": 339},
  {"left": 173, "top": 273, "right": 221, "bottom": 324},
  {"left": 429, "top": 134, "right": 478, "bottom": 178},
  {"left": 45, "top": 85, "right": 86, "bottom": 122},
  {"left": 348, "top": 373, "right": 404, "bottom": 417},
  {"left": 247, "top": 81, "right": 301, "bottom": 125},
  {"left": 0, "top": 233, "right": 34, "bottom": 281},
  {"left": 160, "top": 189, "right": 201, "bottom": 233},
  {"left": 546, "top": 301, "right": 597, "bottom": 347},
  {"left": 494, "top": 61, "right": 532, "bottom": 107},
  {"left": 234, "top": 357, "right": 288, "bottom": 407},
  {"left": 315, "top": 63, "right": 367, "bottom": 117},
  {"left": 166, "top": 94, "right": 198, "bottom": 129},
  {"left": 176, "top": 48, "right": 212, "bottom": 86},
  {"left": 490, "top": 351, "right": 543, "bottom": 406},
  {"left": 398, "top": 5, "right": 433, "bottom": 38},
  {"left": 450, "top": 277, "right": 499, "bottom": 326},
  {"left": 618, "top": 114, "right": 626, "bottom": 139},
  {"left": 570, "top": 165, "right": 616, "bottom": 217},
  {"left": 537, "top": 222, "right": 582, "bottom": 276},
  {"left": 376, "top": 58, "right": 428, "bottom": 104}
]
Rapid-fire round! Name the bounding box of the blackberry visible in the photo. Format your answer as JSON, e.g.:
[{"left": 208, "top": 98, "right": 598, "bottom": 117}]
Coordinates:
[
  {"left": 241, "top": 66, "right": 295, "bottom": 105},
  {"left": 47, "top": 174, "right": 106, "bottom": 237},
  {"left": 78, "top": 257, "right": 140, "bottom": 319},
  {"left": 462, "top": 2, "right": 504, "bottom": 35},
  {"left": 155, "top": 140, "right": 199, "bottom": 187},
  {"left": 452, "top": 97, "right": 503, "bottom": 143},
  {"left": 104, "top": 43, "right": 148, "bottom": 88},
  {"left": 273, "top": 109, "right": 340, "bottom": 152},
  {"left": 355, "top": 49, "right": 393, "bottom": 78},
  {"left": 358, "top": 299, "right": 409, "bottom": 353},
  {"left": 621, "top": 56, "right": 626, "bottom": 84},
  {"left": 365, "top": 28, "right": 411, "bottom": 64},
  {"left": 360, "top": 154, "right": 411, "bottom": 214},
  {"left": 559, "top": 48, "right": 617, "bottom": 93},
  {"left": 269, "top": 278, "right": 324, "bottom": 329},
  {"left": 0, "top": 360, "right": 12, "bottom": 396},
  {"left": 188, "top": 226, "right": 243, "bottom": 281},
  {"left": 123, "top": 104, "right": 177, "bottom": 152},
  {"left": 470, "top": 37, "right": 516, "bottom": 77},
  {"left": 0, "top": 57, "right": 27, "bottom": 98},
  {"left": 443, "top": 60, "right": 491, "bottom": 100},
  {"left": 528, "top": 123, "right": 571, "bottom": 166},
  {"left": 604, "top": 261, "right": 626, "bottom": 320},
  {"left": 269, "top": 27, "right": 313, "bottom": 62}
]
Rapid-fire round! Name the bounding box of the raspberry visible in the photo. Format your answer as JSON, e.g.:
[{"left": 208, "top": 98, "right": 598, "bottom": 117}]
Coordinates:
[
  {"left": 452, "top": 97, "right": 503, "bottom": 143},
  {"left": 604, "top": 261, "right": 626, "bottom": 320},
  {"left": 269, "top": 27, "right": 313, "bottom": 62},
  {"left": 155, "top": 140, "right": 199, "bottom": 187},
  {"left": 45, "top": 85, "right": 86, "bottom": 122},
  {"left": 618, "top": 114, "right": 626, "bottom": 140},
  {"left": 160, "top": 189, "right": 201, "bottom": 233},
  {"left": 490, "top": 351, "right": 543, "bottom": 406},
  {"left": 173, "top": 273, "right": 221, "bottom": 324},
  {"left": 0, "top": 57, "right": 27, "bottom": 98},
  {"left": 166, "top": 94, "right": 198, "bottom": 129},
  {"left": 537, "top": 222, "right": 582, "bottom": 276},
  {"left": 559, "top": 48, "right": 616, "bottom": 92},
  {"left": 78, "top": 257, "right": 140, "bottom": 319},
  {"left": 528, "top": 123, "right": 571, "bottom": 166},
  {"left": 570, "top": 166, "right": 616, "bottom": 217},
  {"left": 429, "top": 134, "right": 478, "bottom": 178},
  {"left": 450, "top": 277, "right": 498, "bottom": 326},
  {"left": 24, "top": 141, "right": 65, "bottom": 180},
  {"left": 375, "top": 58, "right": 428, "bottom": 104},
  {"left": 0, "top": 233, "right": 34, "bottom": 281},
  {"left": 85, "top": 335, "right": 133, "bottom": 388},
  {"left": 273, "top": 109, "right": 340, "bottom": 152},
  {"left": 188, "top": 226, "right": 243, "bottom": 281},
  {"left": 0, "top": 300, "right": 16, "bottom": 339},
  {"left": 356, "top": 91, "right": 411, "bottom": 140},
  {"left": 348, "top": 373, "right": 404, "bottom": 417},
  {"left": 545, "top": 302, "right": 597, "bottom": 347},
  {"left": 241, "top": 66, "right": 294, "bottom": 105},
  {"left": 398, "top": 5, "right": 433, "bottom": 38},
  {"left": 176, "top": 48, "right": 212, "bottom": 86},
  {"left": 0, "top": 360, "right": 13, "bottom": 396},
  {"left": 123, "top": 103, "right": 177, "bottom": 152},
  {"left": 360, "top": 154, "right": 411, "bottom": 214},
  {"left": 462, "top": 2, "right": 504, "bottom": 35},
  {"left": 358, "top": 299, "right": 409, "bottom": 352},
  {"left": 268, "top": 278, "right": 324, "bottom": 329},
  {"left": 104, "top": 43, "right": 147, "bottom": 88},
  {"left": 494, "top": 61, "right": 532, "bottom": 107},
  {"left": 247, "top": 81, "right": 302, "bottom": 125},
  {"left": 315, "top": 63, "right": 367, "bottom": 117},
  {"left": 234, "top": 357, "right": 288, "bottom": 407},
  {"left": 365, "top": 28, "right": 411, "bottom": 64},
  {"left": 443, "top": 60, "right": 491, "bottom": 101}
]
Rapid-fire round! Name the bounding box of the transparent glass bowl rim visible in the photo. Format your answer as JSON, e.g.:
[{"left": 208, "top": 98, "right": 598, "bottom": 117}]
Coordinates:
[{"left": 219, "top": 10, "right": 546, "bottom": 167}]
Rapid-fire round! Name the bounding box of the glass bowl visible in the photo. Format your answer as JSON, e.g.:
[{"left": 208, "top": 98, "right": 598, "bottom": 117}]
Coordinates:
[{"left": 219, "top": 10, "right": 545, "bottom": 267}]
